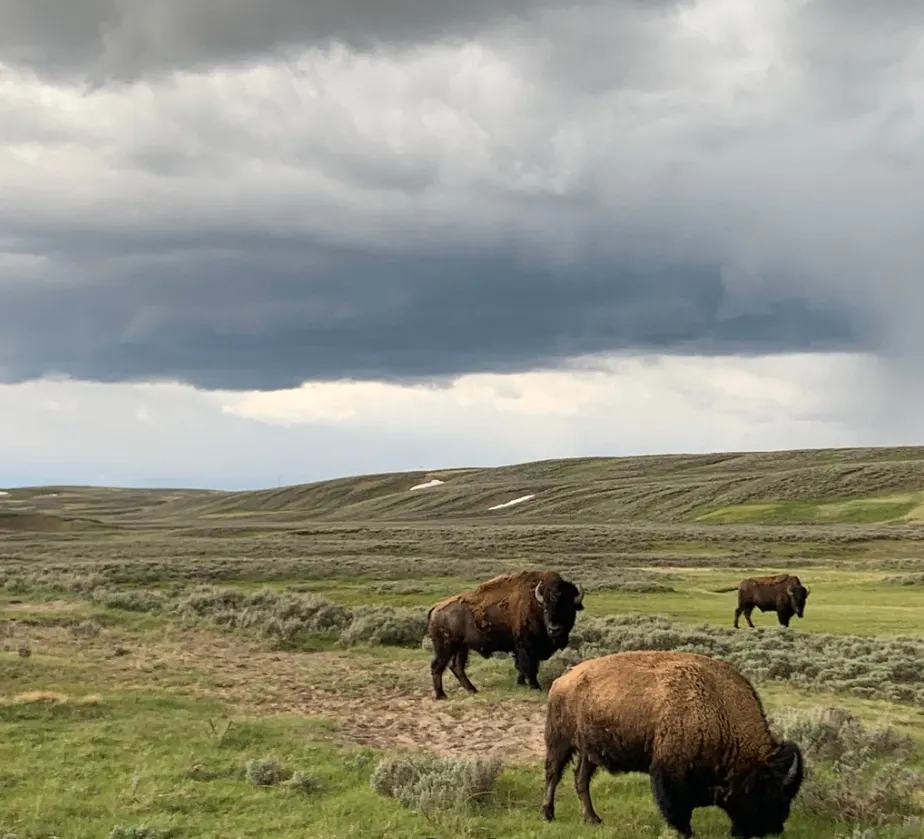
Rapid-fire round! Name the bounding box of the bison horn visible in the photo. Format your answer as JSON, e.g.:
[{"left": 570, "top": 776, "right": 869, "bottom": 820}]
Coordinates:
[
  {"left": 573, "top": 583, "right": 584, "bottom": 605},
  {"left": 534, "top": 582, "right": 545, "bottom": 604}
]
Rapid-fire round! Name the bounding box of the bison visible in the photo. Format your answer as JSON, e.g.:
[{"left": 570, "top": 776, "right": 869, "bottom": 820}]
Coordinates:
[
  {"left": 540, "top": 650, "right": 804, "bottom": 838},
  {"left": 426, "top": 570, "right": 584, "bottom": 700},
  {"left": 716, "top": 574, "right": 810, "bottom": 629}
]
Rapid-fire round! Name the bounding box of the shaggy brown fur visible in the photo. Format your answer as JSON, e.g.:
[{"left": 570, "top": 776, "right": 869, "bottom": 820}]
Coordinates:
[
  {"left": 427, "top": 570, "right": 583, "bottom": 699},
  {"left": 715, "top": 574, "right": 810, "bottom": 629},
  {"left": 430, "top": 570, "right": 563, "bottom": 635},
  {"left": 541, "top": 651, "right": 803, "bottom": 838}
]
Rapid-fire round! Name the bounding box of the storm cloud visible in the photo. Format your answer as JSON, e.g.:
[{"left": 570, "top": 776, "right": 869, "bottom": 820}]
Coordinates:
[
  {"left": 0, "top": 0, "right": 681, "bottom": 82},
  {"left": 1, "top": 0, "right": 922, "bottom": 392}
]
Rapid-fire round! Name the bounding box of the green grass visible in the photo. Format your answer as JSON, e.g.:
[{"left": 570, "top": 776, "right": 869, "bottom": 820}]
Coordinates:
[
  {"left": 263, "top": 568, "right": 924, "bottom": 637},
  {"left": 695, "top": 494, "right": 924, "bottom": 525},
  {"left": 0, "top": 682, "right": 915, "bottom": 839}
]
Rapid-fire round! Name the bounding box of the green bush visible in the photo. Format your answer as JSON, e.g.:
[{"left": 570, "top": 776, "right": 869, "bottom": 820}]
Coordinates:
[
  {"left": 338, "top": 605, "right": 428, "bottom": 648},
  {"left": 244, "top": 757, "right": 292, "bottom": 786},
  {"left": 884, "top": 574, "right": 924, "bottom": 587},
  {"left": 769, "top": 706, "right": 916, "bottom": 763},
  {"left": 767, "top": 707, "right": 924, "bottom": 830},
  {"left": 567, "top": 614, "right": 924, "bottom": 704},
  {"left": 179, "top": 587, "right": 353, "bottom": 646},
  {"left": 108, "top": 827, "right": 165, "bottom": 839},
  {"left": 91, "top": 588, "right": 169, "bottom": 612},
  {"left": 369, "top": 753, "right": 502, "bottom": 816}
]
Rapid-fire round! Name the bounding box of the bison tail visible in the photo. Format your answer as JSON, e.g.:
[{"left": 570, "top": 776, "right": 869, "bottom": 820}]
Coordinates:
[{"left": 711, "top": 586, "right": 739, "bottom": 593}]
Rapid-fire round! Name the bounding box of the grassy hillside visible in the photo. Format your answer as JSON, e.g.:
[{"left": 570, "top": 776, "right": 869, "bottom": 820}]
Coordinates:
[{"left": 5, "top": 445, "right": 924, "bottom": 526}]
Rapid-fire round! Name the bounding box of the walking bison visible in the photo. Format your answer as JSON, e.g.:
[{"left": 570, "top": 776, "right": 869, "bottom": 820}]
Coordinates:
[
  {"left": 540, "top": 650, "right": 804, "bottom": 838},
  {"left": 425, "top": 570, "right": 584, "bottom": 700},
  {"left": 716, "top": 574, "right": 810, "bottom": 629}
]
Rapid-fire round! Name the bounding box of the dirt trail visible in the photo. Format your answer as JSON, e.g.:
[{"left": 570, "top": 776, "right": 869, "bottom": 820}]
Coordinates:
[
  {"left": 2, "top": 620, "right": 549, "bottom": 763},
  {"left": 168, "top": 636, "right": 549, "bottom": 762}
]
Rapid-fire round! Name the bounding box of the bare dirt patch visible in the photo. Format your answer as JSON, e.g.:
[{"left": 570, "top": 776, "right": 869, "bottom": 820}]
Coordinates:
[
  {"left": 1, "top": 622, "right": 547, "bottom": 762},
  {"left": 165, "top": 637, "right": 547, "bottom": 762}
]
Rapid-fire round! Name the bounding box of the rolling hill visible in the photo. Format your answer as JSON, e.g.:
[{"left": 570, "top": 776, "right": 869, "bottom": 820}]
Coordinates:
[{"left": 3, "top": 445, "right": 924, "bottom": 527}]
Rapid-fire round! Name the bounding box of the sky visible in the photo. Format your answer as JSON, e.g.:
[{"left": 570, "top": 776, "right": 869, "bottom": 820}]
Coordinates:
[{"left": 1, "top": 0, "right": 922, "bottom": 489}]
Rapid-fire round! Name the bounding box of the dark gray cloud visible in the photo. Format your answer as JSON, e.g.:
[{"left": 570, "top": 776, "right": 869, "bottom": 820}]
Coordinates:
[
  {"left": 0, "top": 0, "right": 680, "bottom": 83},
  {"left": 0, "top": 236, "right": 862, "bottom": 391}
]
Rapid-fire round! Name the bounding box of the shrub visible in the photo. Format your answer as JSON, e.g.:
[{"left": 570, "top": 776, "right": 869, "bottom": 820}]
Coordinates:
[
  {"left": 565, "top": 614, "right": 924, "bottom": 704},
  {"left": 283, "top": 771, "right": 323, "bottom": 795},
  {"left": 835, "top": 819, "right": 924, "bottom": 838},
  {"left": 884, "top": 574, "right": 924, "bottom": 587},
  {"left": 540, "top": 648, "right": 584, "bottom": 684},
  {"left": 769, "top": 706, "right": 916, "bottom": 763},
  {"left": 70, "top": 619, "right": 102, "bottom": 638},
  {"left": 91, "top": 589, "right": 169, "bottom": 612},
  {"left": 372, "top": 581, "right": 442, "bottom": 595},
  {"left": 178, "top": 587, "right": 353, "bottom": 646},
  {"left": 108, "top": 827, "right": 164, "bottom": 839},
  {"left": 338, "top": 606, "right": 428, "bottom": 648},
  {"left": 798, "top": 760, "right": 924, "bottom": 827},
  {"left": 769, "top": 707, "right": 924, "bottom": 829},
  {"left": 244, "top": 757, "right": 292, "bottom": 786},
  {"left": 369, "top": 753, "right": 502, "bottom": 815}
]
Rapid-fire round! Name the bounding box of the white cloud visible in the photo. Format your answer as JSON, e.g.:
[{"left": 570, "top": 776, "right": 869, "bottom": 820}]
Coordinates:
[{"left": 0, "top": 351, "right": 906, "bottom": 488}]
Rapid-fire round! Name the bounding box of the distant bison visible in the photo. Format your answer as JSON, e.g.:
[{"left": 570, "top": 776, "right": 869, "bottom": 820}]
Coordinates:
[
  {"left": 716, "top": 574, "right": 810, "bottom": 629},
  {"left": 541, "top": 650, "right": 804, "bottom": 838},
  {"left": 426, "top": 570, "right": 584, "bottom": 700}
]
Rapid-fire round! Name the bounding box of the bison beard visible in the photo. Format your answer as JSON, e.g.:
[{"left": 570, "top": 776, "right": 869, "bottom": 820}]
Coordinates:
[
  {"left": 540, "top": 650, "right": 804, "bottom": 838},
  {"left": 425, "top": 570, "right": 584, "bottom": 700}
]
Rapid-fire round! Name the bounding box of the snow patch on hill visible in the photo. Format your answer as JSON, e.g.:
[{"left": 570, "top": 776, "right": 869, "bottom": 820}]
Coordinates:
[
  {"left": 409, "top": 479, "right": 444, "bottom": 491},
  {"left": 488, "top": 494, "right": 535, "bottom": 510}
]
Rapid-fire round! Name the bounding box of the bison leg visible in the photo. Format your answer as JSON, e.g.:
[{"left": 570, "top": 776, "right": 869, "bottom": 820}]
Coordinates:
[
  {"left": 449, "top": 649, "right": 478, "bottom": 694},
  {"left": 512, "top": 647, "right": 534, "bottom": 688},
  {"left": 430, "top": 650, "right": 451, "bottom": 700},
  {"left": 514, "top": 644, "right": 542, "bottom": 690},
  {"left": 574, "top": 752, "right": 602, "bottom": 825},
  {"left": 741, "top": 606, "right": 756, "bottom": 628},
  {"left": 650, "top": 762, "right": 694, "bottom": 838},
  {"left": 540, "top": 736, "right": 574, "bottom": 821}
]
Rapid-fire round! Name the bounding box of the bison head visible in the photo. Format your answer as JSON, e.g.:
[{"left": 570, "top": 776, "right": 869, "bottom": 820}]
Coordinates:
[
  {"left": 787, "top": 581, "right": 809, "bottom": 618},
  {"left": 726, "top": 740, "right": 803, "bottom": 838},
  {"left": 534, "top": 578, "right": 584, "bottom": 647}
]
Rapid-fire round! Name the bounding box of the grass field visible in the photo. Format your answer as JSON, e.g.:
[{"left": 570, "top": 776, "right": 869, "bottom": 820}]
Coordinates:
[{"left": 4, "top": 445, "right": 924, "bottom": 837}]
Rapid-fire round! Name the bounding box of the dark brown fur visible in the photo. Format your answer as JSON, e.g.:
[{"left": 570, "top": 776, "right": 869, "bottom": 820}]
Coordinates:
[
  {"left": 426, "top": 570, "right": 584, "bottom": 700},
  {"left": 540, "top": 650, "right": 804, "bottom": 838},
  {"left": 718, "top": 574, "right": 810, "bottom": 629}
]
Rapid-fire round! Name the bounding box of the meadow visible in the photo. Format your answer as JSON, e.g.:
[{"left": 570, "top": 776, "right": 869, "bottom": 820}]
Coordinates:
[{"left": 4, "top": 445, "right": 924, "bottom": 837}]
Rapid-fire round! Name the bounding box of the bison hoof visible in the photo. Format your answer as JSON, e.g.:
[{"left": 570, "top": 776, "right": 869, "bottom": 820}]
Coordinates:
[
  {"left": 582, "top": 813, "right": 602, "bottom": 825},
  {"left": 540, "top": 805, "right": 554, "bottom": 821},
  {"left": 433, "top": 691, "right": 447, "bottom": 700}
]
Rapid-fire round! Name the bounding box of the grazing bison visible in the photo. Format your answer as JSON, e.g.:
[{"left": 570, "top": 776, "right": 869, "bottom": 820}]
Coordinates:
[
  {"left": 426, "top": 570, "right": 584, "bottom": 700},
  {"left": 716, "top": 574, "right": 810, "bottom": 629},
  {"left": 541, "top": 650, "right": 804, "bottom": 838}
]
